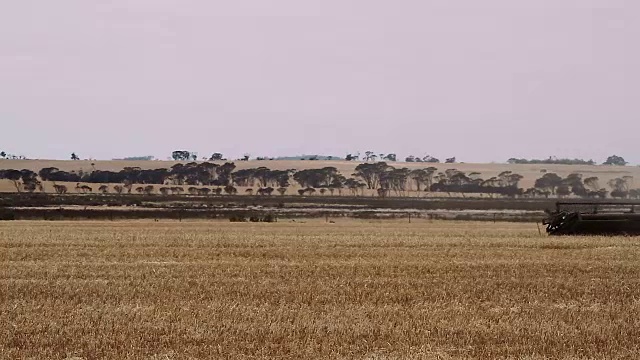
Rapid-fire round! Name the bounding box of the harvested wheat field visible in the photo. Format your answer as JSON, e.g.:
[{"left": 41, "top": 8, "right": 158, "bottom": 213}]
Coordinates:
[{"left": 2, "top": 220, "right": 640, "bottom": 359}]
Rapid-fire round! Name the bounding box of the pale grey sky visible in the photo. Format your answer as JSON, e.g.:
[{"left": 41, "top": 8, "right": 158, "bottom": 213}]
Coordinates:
[{"left": 1, "top": 1, "right": 638, "bottom": 163}]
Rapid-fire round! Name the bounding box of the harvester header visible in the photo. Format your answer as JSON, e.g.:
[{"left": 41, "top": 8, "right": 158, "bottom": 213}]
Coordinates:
[{"left": 544, "top": 201, "right": 640, "bottom": 236}]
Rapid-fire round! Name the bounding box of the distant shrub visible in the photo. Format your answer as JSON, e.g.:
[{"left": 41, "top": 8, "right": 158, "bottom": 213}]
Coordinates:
[
  {"left": 229, "top": 215, "right": 247, "bottom": 222},
  {"left": 249, "top": 214, "right": 276, "bottom": 222}
]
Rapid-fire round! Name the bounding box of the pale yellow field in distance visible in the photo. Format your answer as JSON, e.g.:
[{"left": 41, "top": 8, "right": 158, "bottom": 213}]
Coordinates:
[
  {"left": 2, "top": 220, "right": 639, "bottom": 359},
  {"left": 1, "top": 159, "right": 639, "bottom": 194}
]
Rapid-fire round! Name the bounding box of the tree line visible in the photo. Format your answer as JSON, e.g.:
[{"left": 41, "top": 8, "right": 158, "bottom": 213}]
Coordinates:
[
  {"left": 1, "top": 161, "right": 638, "bottom": 198},
  {"left": 169, "top": 151, "right": 628, "bottom": 166},
  {"left": 0, "top": 151, "right": 27, "bottom": 160},
  {"left": 1, "top": 148, "right": 631, "bottom": 166},
  {"left": 507, "top": 155, "right": 628, "bottom": 166},
  {"left": 527, "top": 172, "right": 638, "bottom": 199}
]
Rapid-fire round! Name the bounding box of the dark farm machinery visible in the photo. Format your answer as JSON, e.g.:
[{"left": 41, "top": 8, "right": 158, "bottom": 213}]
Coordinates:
[{"left": 543, "top": 201, "right": 640, "bottom": 236}]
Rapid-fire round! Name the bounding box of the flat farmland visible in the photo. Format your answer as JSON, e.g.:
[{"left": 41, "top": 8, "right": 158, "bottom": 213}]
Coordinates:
[{"left": 2, "top": 220, "right": 640, "bottom": 359}]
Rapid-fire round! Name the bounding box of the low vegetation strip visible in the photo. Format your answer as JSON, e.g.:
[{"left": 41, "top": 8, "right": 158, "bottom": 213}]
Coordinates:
[
  {"left": 0, "top": 192, "right": 554, "bottom": 221},
  {"left": 0, "top": 192, "right": 560, "bottom": 210},
  {"left": 2, "top": 221, "right": 639, "bottom": 359},
  {"left": 0, "top": 206, "right": 544, "bottom": 222}
]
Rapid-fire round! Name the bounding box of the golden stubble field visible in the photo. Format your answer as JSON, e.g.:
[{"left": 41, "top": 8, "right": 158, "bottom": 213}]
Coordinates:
[
  {"left": 1, "top": 159, "right": 639, "bottom": 193},
  {"left": 2, "top": 220, "right": 640, "bottom": 359}
]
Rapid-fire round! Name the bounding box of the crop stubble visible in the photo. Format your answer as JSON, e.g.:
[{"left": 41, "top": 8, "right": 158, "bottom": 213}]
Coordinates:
[{"left": 1, "top": 220, "right": 640, "bottom": 359}]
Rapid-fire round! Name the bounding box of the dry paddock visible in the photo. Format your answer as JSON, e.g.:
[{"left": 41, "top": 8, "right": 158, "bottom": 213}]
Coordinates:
[{"left": 1, "top": 220, "right": 640, "bottom": 359}]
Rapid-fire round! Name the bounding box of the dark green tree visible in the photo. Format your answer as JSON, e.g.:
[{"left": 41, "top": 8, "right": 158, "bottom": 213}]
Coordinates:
[
  {"left": 603, "top": 155, "right": 627, "bottom": 166},
  {"left": 209, "top": 153, "right": 224, "bottom": 161},
  {"left": 293, "top": 167, "right": 340, "bottom": 188},
  {"left": 534, "top": 173, "right": 563, "bottom": 195},
  {"left": 409, "top": 169, "right": 429, "bottom": 191},
  {"left": 3, "top": 169, "right": 23, "bottom": 192},
  {"left": 608, "top": 176, "right": 633, "bottom": 198},
  {"left": 423, "top": 155, "right": 440, "bottom": 163},
  {"left": 344, "top": 178, "right": 366, "bottom": 195},
  {"left": 556, "top": 184, "right": 571, "bottom": 197},
  {"left": 171, "top": 150, "right": 191, "bottom": 161},
  {"left": 383, "top": 153, "right": 397, "bottom": 162},
  {"left": 353, "top": 162, "right": 390, "bottom": 189},
  {"left": 380, "top": 167, "right": 411, "bottom": 195},
  {"left": 562, "top": 173, "right": 587, "bottom": 197}
]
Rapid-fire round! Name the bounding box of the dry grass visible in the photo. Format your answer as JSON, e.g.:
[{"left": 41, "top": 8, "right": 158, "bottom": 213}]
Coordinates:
[
  {"left": 1, "top": 159, "right": 639, "bottom": 193},
  {"left": 2, "top": 220, "right": 640, "bottom": 359}
]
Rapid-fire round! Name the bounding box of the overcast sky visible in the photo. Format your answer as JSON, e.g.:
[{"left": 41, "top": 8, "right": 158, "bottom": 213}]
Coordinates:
[{"left": 1, "top": 1, "right": 638, "bottom": 163}]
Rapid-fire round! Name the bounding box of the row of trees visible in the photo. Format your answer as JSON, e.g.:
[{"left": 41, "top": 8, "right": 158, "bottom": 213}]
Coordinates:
[
  {"left": 529, "top": 172, "right": 637, "bottom": 199},
  {"left": 0, "top": 151, "right": 27, "bottom": 160},
  {"left": 168, "top": 151, "right": 628, "bottom": 165},
  {"left": 171, "top": 151, "right": 230, "bottom": 161},
  {"left": 405, "top": 155, "right": 450, "bottom": 163},
  {"left": 507, "top": 155, "right": 628, "bottom": 166},
  {"left": 37, "top": 162, "right": 237, "bottom": 187},
  {"left": 0, "top": 169, "right": 43, "bottom": 192},
  {"left": 2, "top": 161, "right": 639, "bottom": 198},
  {"left": 344, "top": 152, "right": 450, "bottom": 163},
  {"left": 44, "top": 183, "right": 243, "bottom": 196},
  {"left": 2, "top": 149, "right": 631, "bottom": 166},
  {"left": 170, "top": 150, "right": 450, "bottom": 163}
]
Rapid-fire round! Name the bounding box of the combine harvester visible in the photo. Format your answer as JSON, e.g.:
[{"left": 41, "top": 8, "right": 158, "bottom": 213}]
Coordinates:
[{"left": 544, "top": 202, "right": 640, "bottom": 236}]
